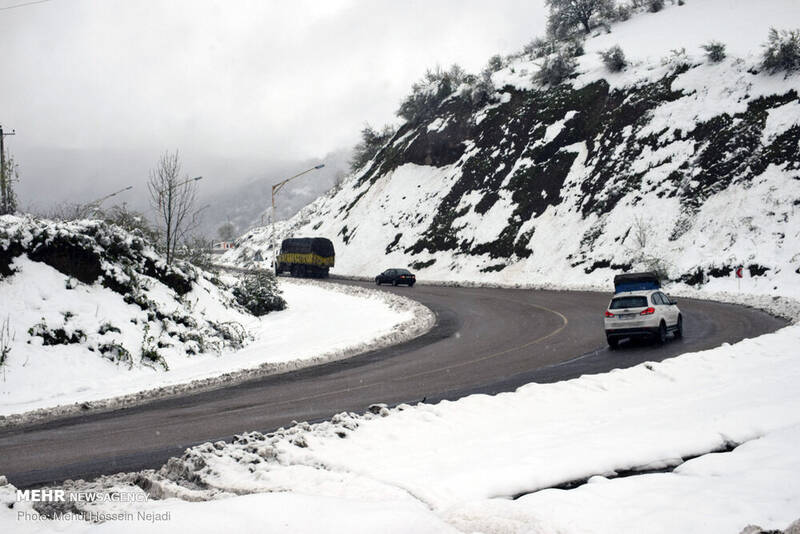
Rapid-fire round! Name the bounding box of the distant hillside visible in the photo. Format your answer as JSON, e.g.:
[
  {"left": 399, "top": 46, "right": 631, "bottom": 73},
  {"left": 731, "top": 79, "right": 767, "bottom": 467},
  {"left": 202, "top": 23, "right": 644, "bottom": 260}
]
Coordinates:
[
  {"left": 225, "top": 0, "right": 800, "bottom": 296},
  {"left": 195, "top": 149, "right": 350, "bottom": 240}
]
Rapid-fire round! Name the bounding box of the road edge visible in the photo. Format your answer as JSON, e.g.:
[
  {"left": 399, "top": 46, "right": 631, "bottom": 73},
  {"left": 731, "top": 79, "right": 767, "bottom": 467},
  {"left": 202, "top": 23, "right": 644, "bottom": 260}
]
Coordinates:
[{"left": 0, "top": 279, "right": 435, "bottom": 430}]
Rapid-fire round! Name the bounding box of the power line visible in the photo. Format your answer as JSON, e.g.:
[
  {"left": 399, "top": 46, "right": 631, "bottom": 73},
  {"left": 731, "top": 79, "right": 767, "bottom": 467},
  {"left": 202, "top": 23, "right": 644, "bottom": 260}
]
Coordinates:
[{"left": 0, "top": 0, "right": 54, "bottom": 12}]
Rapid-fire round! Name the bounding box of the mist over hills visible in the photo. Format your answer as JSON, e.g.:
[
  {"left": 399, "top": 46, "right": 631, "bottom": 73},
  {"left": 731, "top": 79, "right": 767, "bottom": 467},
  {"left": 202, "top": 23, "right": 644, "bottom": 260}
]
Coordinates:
[{"left": 14, "top": 145, "right": 350, "bottom": 240}]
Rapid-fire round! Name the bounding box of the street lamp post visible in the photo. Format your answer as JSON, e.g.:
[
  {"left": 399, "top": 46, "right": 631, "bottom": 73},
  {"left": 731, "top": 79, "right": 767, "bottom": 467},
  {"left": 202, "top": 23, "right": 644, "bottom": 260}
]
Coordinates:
[
  {"left": 271, "top": 164, "right": 325, "bottom": 271},
  {"left": 82, "top": 185, "right": 134, "bottom": 217},
  {"left": 191, "top": 203, "right": 211, "bottom": 226},
  {"left": 156, "top": 176, "right": 202, "bottom": 206}
]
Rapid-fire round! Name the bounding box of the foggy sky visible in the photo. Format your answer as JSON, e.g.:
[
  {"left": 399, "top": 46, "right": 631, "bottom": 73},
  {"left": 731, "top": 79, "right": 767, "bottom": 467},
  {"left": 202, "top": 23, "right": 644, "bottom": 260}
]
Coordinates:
[{"left": 2, "top": 0, "right": 548, "bottom": 212}]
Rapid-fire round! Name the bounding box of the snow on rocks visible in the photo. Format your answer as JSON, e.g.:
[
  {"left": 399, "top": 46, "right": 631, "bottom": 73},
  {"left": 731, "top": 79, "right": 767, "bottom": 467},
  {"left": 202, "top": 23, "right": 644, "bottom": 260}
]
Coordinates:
[{"left": 224, "top": 2, "right": 800, "bottom": 303}]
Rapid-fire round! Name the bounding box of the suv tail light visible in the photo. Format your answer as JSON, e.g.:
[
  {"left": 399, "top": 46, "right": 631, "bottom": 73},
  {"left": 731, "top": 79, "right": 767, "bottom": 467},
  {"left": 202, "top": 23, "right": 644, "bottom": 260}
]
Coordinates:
[
  {"left": 604, "top": 311, "right": 614, "bottom": 317},
  {"left": 640, "top": 307, "right": 655, "bottom": 315}
]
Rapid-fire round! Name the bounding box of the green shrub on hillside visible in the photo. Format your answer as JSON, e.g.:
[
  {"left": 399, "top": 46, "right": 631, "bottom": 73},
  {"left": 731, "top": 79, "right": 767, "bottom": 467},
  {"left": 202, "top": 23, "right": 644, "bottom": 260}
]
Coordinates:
[
  {"left": 600, "top": 45, "right": 627, "bottom": 71},
  {"left": 233, "top": 271, "right": 287, "bottom": 317},
  {"left": 762, "top": 28, "right": 800, "bottom": 73},
  {"left": 396, "top": 64, "right": 467, "bottom": 125},
  {"left": 534, "top": 51, "right": 578, "bottom": 85},
  {"left": 701, "top": 41, "right": 727, "bottom": 63}
]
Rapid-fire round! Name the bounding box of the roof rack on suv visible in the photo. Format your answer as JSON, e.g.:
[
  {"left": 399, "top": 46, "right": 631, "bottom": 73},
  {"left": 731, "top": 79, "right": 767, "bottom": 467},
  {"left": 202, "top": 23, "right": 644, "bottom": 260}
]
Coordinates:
[{"left": 613, "top": 272, "right": 660, "bottom": 294}]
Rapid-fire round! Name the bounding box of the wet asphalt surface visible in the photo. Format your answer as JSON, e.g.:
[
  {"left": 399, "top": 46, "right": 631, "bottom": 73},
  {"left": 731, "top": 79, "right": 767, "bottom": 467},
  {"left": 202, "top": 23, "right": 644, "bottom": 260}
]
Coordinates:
[{"left": 0, "top": 281, "right": 787, "bottom": 487}]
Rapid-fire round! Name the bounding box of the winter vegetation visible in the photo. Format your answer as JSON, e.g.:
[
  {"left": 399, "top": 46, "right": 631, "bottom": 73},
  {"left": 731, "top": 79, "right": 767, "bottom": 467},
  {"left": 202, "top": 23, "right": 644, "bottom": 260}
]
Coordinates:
[
  {"left": 0, "top": 214, "right": 425, "bottom": 419},
  {"left": 349, "top": 124, "right": 397, "bottom": 173},
  {"left": 232, "top": 271, "right": 287, "bottom": 316},
  {"left": 545, "top": 0, "right": 614, "bottom": 36},
  {"left": 0, "top": 215, "right": 254, "bottom": 368},
  {"left": 701, "top": 40, "right": 726, "bottom": 63},
  {"left": 762, "top": 27, "right": 800, "bottom": 73},
  {"left": 0, "top": 316, "right": 11, "bottom": 369},
  {"left": 599, "top": 44, "right": 626, "bottom": 71},
  {"left": 147, "top": 150, "right": 200, "bottom": 265},
  {"left": 534, "top": 47, "right": 579, "bottom": 85},
  {"left": 396, "top": 64, "right": 469, "bottom": 125},
  {"left": 216, "top": 221, "right": 236, "bottom": 242}
]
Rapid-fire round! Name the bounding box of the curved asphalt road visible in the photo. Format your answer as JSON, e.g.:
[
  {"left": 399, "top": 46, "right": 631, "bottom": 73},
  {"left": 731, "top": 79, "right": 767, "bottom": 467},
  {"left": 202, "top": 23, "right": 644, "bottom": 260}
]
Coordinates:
[{"left": 0, "top": 282, "right": 787, "bottom": 487}]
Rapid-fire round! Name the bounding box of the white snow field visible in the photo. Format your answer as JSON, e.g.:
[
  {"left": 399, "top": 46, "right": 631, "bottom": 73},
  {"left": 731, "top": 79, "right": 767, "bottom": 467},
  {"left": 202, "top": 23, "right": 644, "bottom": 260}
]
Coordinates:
[
  {"left": 0, "top": 483, "right": 459, "bottom": 534},
  {"left": 0, "top": 258, "right": 430, "bottom": 422}
]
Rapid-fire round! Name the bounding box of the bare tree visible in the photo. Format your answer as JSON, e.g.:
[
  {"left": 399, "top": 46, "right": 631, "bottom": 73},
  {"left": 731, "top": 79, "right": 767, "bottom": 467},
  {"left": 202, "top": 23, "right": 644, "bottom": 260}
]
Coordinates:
[
  {"left": 217, "top": 221, "right": 236, "bottom": 242},
  {"left": 148, "top": 150, "right": 199, "bottom": 264}
]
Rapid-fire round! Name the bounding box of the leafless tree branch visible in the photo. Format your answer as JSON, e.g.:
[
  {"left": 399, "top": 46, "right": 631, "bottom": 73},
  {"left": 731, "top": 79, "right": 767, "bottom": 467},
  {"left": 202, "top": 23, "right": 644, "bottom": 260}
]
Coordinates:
[{"left": 147, "top": 150, "right": 198, "bottom": 264}]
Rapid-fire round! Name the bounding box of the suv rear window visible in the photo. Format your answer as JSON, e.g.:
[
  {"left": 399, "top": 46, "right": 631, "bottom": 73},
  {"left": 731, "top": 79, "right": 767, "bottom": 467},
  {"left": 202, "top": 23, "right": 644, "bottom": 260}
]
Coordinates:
[{"left": 610, "top": 296, "right": 648, "bottom": 309}]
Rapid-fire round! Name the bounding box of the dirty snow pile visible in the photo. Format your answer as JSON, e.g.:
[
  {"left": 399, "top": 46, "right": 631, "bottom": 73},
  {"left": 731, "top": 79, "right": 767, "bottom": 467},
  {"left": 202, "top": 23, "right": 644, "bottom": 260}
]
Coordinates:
[
  {"left": 0, "top": 215, "right": 428, "bottom": 423},
  {"left": 224, "top": 0, "right": 800, "bottom": 300}
]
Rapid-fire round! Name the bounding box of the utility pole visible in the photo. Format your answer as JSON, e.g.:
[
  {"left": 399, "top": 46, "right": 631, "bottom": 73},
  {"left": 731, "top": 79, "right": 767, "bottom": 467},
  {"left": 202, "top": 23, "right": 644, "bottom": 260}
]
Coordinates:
[{"left": 0, "top": 125, "right": 17, "bottom": 215}]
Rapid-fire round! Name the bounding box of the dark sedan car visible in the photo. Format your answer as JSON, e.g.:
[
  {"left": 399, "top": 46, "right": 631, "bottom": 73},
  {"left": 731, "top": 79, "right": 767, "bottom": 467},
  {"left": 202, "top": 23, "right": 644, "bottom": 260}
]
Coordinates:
[{"left": 375, "top": 268, "right": 416, "bottom": 287}]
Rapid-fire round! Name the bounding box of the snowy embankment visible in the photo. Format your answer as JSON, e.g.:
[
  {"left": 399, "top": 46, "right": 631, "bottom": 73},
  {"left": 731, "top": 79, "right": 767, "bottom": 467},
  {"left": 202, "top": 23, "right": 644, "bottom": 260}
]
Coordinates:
[
  {"left": 0, "top": 275, "right": 430, "bottom": 426},
  {"left": 0, "top": 216, "right": 433, "bottom": 426}
]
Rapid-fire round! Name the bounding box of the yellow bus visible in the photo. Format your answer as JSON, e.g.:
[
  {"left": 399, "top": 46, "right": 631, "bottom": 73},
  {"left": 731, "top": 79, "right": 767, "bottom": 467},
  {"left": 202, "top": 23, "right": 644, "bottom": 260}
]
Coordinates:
[{"left": 275, "top": 237, "right": 335, "bottom": 278}]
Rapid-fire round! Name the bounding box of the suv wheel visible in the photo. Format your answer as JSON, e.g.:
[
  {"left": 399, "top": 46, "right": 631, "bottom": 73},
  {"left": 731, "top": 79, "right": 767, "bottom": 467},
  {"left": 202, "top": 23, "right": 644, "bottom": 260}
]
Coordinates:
[
  {"left": 607, "top": 336, "right": 619, "bottom": 350},
  {"left": 675, "top": 315, "right": 683, "bottom": 339},
  {"left": 392, "top": 279, "right": 398, "bottom": 287},
  {"left": 657, "top": 321, "right": 667, "bottom": 344},
  {"left": 376, "top": 279, "right": 381, "bottom": 285}
]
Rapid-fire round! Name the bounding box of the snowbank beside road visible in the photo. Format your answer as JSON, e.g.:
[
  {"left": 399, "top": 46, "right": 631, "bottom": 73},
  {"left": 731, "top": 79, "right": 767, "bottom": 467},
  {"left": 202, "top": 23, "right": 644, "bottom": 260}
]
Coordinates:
[
  {"left": 43, "top": 310, "right": 795, "bottom": 534},
  {"left": 0, "top": 479, "right": 457, "bottom": 534},
  {"left": 6, "top": 301, "right": 798, "bottom": 533},
  {"left": 0, "top": 275, "right": 433, "bottom": 425}
]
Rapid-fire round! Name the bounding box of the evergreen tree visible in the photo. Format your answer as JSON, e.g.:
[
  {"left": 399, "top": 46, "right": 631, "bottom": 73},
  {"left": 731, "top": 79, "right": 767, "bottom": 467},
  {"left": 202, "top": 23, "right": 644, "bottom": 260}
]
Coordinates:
[
  {"left": 762, "top": 28, "right": 800, "bottom": 73},
  {"left": 701, "top": 41, "right": 727, "bottom": 63},
  {"left": 350, "top": 124, "right": 396, "bottom": 172},
  {"left": 218, "top": 222, "right": 236, "bottom": 241}
]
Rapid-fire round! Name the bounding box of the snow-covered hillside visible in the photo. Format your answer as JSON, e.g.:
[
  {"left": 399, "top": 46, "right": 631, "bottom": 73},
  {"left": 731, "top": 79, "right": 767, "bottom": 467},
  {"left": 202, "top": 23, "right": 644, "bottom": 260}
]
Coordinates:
[
  {"left": 225, "top": 0, "right": 800, "bottom": 298},
  {"left": 0, "top": 216, "right": 431, "bottom": 422}
]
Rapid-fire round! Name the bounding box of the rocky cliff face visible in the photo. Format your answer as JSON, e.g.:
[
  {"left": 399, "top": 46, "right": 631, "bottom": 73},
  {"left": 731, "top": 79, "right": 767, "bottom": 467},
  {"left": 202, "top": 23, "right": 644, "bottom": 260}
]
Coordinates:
[{"left": 227, "top": 30, "right": 800, "bottom": 295}]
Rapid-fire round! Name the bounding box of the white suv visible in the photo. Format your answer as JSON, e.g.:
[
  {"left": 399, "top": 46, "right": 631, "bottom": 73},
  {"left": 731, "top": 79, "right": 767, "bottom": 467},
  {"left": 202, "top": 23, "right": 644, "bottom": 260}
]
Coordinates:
[{"left": 604, "top": 290, "right": 683, "bottom": 349}]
